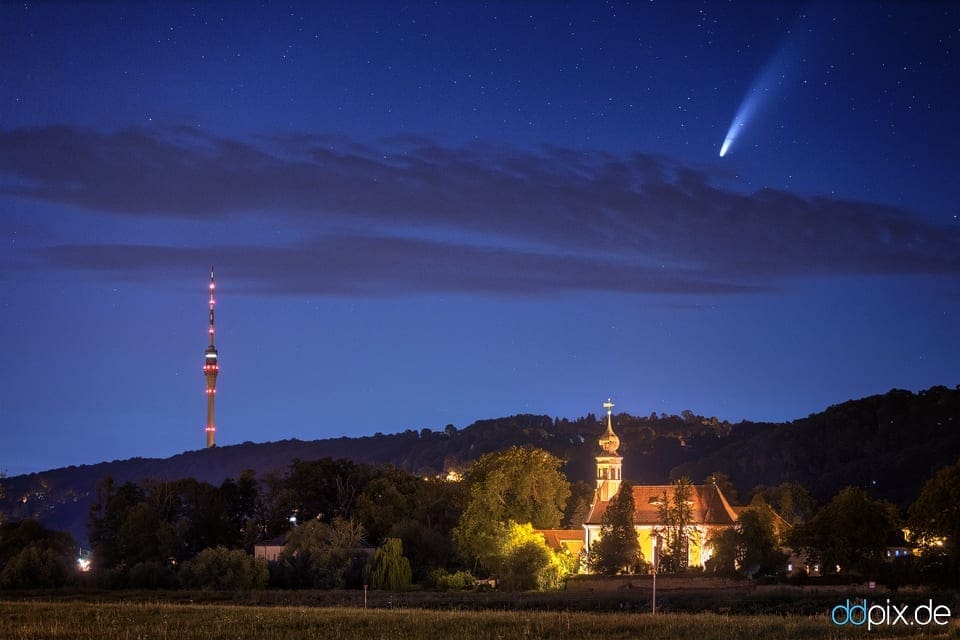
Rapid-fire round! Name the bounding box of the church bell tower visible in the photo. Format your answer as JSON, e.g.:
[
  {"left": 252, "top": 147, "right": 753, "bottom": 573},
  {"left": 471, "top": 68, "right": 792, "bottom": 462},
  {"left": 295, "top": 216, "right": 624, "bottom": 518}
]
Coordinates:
[{"left": 595, "top": 398, "right": 622, "bottom": 501}]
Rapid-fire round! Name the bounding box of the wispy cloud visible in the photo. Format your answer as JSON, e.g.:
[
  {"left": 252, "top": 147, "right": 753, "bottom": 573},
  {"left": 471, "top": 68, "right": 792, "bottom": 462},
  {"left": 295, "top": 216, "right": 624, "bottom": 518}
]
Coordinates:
[
  {"left": 2, "top": 125, "right": 958, "bottom": 296},
  {"left": 25, "top": 238, "right": 761, "bottom": 296}
]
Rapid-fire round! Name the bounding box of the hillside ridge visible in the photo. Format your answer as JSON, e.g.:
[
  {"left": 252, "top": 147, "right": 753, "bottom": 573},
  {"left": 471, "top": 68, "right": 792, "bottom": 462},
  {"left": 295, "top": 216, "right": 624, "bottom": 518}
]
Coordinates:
[{"left": 2, "top": 384, "right": 958, "bottom": 544}]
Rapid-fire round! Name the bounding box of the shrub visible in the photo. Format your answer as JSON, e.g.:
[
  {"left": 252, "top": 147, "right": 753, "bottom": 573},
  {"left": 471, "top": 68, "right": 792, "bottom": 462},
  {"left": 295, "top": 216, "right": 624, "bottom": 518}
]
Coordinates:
[
  {"left": 127, "top": 561, "right": 178, "bottom": 589},
  {"left": 0, "top": 546, "right": 75, "bottom": 589},
  {"left": 427, "top": 568, "right": 476, "bottom": 591},
  {"left": 0, "top": 519, "right": 77, "bottom": 589},
  {"left": 184, "top": 546, "right": 268, "bottom": 590},
  {"left": 496, "top": 522, "right": 569, "bottom": 591}
]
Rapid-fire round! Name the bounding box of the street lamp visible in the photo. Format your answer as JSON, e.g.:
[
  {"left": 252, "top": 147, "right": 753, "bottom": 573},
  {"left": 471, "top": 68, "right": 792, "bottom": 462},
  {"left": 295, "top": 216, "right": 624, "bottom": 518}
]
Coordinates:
[{"left": 652, "top": 531, "right": 663, "bottom": 614}]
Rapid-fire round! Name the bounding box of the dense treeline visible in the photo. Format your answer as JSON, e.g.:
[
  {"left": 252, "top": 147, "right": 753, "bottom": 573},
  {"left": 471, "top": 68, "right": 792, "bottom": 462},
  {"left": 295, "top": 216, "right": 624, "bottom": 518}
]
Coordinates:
[
  {"left": 0, "top": 410, "right": 731, "bottom": 545},
  {"left": 0, "top": 447, "right": 576, "bottom": 591},
  {"left": 675, "top": 385, "right": 960, "bottom": 505},
  {"left": 3, "top": 385, "right": 960, "bottom": 591},
  {"left": 6, "top": 387, "right": 959, "bottom": 548},
  {"left": 80, "top": 459, "right": 465, "bottom": 589},
  {"left": 5, "top": 441, "right": 960, "bottom": 590}
]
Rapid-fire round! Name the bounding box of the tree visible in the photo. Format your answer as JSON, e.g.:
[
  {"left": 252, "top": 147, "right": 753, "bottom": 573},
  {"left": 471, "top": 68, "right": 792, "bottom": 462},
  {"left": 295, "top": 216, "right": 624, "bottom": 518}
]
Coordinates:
[
  {"left": 219, "top": 470, "right": 263, "bottom": 550},
  {"left": 752, "top": 483, "right": 815, "bottom": 526},
  {"left": 453, "top": 446, "right": 570, "bottom": 571},
  {"left": 373, "top": 474, "right": 465, "bottom": 582},
  {"left": 368, "top": 537, "right": 412, "bottom": 591},
  {"left": 279, "top": 517, "right": 367, "bottom": 589},
  {"left": 283, "top": 458, "right": 369, "bottom": 523},
  {"left": 388, "top": 519, "right": 455, "bottom": 583},
  {"left": 790, "top": 486, "right": 899, "bottom": 578},
  {"left": 908, "top": 460, "right": 960, "bottom": 585},
  {"left": 705, "top": 527, "right": 741, "bottom": 576},
  {"left": 706, "top": 498, "right": 788, "bottom": 578},
  {"left": 165, "top": 478, "right": 237, "bottom": 557},
  {"left": 563, "top": 480, "right": 595, "bottom": 528},
  {"left": 88, "top": 478, "right": 146, "bottom": 570},
  {"left": 89, "top": 475, "right": 247, "bottom": 573},
  {"left": 589, "top": 482, "right": 641, "bottom": 575},
  {"left": 465, "top": 446, "right": 571, "bottom": 527},
  {"left": 737, "top": 500, "right": 787, "bottom": 576},
  {"left": 354, "top": 472, "right": 418, "bottom": 545},
  {"left": 116, "top": 501, "right": 162, "bottom": 565},
  {"left": 656, "top": 477, "right": 697, "bottom": 572}
]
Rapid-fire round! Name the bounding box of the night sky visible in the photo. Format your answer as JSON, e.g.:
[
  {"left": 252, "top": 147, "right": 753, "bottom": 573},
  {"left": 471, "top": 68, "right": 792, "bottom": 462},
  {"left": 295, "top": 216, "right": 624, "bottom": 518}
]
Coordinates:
[{"left": 2, "top": 2, "right": 958, "bottom": 476}]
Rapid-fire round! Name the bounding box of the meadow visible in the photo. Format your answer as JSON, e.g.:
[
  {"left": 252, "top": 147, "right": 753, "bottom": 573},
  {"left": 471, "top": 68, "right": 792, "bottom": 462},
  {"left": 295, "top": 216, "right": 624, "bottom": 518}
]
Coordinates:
[{"left": 1, "top": 600, "right": 956, "bottom": 640}]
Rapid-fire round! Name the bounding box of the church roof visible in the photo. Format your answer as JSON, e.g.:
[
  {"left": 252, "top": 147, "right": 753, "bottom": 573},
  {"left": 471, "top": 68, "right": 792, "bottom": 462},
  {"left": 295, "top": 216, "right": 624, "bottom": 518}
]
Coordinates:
[{"left": 585, "top": 483, "right": 740, "bottom": 527}]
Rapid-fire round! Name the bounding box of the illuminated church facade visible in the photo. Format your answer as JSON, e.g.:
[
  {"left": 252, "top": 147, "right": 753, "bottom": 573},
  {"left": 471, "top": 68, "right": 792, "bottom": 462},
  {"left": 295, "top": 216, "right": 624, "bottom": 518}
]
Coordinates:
[{"left": 580, "top": 399, "right": 740, "bottom": 570}]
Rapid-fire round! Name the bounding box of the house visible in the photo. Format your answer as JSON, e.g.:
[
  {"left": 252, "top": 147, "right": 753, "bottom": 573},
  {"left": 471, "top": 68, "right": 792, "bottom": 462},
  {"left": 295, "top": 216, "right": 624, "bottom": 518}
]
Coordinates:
[{"left": 253, "top": 534, "right": 287, "bottom": 562}]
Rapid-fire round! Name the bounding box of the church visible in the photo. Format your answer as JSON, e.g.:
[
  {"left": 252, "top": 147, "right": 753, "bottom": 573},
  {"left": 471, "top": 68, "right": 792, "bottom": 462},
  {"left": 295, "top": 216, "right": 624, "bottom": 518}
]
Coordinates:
[{"left": 578, "top": 399, "right": 740, "bottom": 570}]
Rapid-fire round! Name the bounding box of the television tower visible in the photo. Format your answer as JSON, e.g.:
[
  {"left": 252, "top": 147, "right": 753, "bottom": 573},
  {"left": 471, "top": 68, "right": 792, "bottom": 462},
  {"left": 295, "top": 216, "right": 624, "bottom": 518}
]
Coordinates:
[{"left": 203, "top": 267, "right": 219, "bottom": 448}]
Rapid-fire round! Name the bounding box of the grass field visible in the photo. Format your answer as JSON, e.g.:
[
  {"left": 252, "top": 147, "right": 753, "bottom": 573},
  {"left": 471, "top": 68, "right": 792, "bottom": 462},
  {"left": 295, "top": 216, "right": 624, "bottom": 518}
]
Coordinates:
[{"left": 1, "top": 600, "right": 957, "bottom": 640}]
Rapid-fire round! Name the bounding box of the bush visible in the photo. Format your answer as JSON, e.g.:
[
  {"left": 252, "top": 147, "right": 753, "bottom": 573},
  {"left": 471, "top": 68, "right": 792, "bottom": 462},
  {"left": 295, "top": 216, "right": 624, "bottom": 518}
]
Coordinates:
[
  {"left": 92, "top": 566, "right": 128, "bottom": 590},
  {"left": 183, "top": 546, "right": 268, "bottom": 590},
  {"left": 0, "top": 546, "right": 75, "bottom": 589},
  {"left": 494, "top": 523, "right": 569, "bottom": 591},
  {"left": 426, "top": 568, "right": 476, "bottom": 591},
  {"left": 0, "top": 519, "right": 78, "bottom": 589},
  {"left": 127, "top": 561, "right": 178, "bottom": 589},
  {"left": 268, "top": 554, "right": 312, "bottom": 589}
]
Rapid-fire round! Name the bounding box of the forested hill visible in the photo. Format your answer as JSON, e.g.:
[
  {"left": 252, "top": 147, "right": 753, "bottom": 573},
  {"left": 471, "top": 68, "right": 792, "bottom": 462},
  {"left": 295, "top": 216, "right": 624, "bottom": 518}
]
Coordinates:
[
  {"left": 2, "top": 385, "right": 959, "bottom": 544},
  {"left": 673, "top": 385, "right": 960, "bottom": 505},
  {"left": 0, "top": 409, "right": 731, "bottom": 541}
]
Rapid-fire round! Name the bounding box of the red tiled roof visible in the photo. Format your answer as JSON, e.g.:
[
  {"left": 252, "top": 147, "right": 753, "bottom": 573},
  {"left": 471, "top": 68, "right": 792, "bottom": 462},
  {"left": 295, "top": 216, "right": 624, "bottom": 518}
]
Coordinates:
[
  {"left": 536, "top": 529, "right": 586, "bottom": 551},
  {"left": 585, "top": 484, "right": 739, "bottom": 526}
]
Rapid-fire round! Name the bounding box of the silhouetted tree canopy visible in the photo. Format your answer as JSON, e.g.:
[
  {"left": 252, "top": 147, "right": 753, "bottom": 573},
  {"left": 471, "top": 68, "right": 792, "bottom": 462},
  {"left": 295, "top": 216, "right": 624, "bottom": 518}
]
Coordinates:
[
  {"left": 0, "top": 519, "right": 78, "bottom": 589},
  {"left": 790, "top": 486, "right": 900, "bottom": 578}
]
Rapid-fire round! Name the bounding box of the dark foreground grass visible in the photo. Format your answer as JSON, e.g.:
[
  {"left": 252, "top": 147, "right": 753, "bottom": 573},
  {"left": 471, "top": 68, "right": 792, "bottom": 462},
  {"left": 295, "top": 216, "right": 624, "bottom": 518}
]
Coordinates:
[{"left": 1, "top": 601, "right": 957, "bottom": 640}]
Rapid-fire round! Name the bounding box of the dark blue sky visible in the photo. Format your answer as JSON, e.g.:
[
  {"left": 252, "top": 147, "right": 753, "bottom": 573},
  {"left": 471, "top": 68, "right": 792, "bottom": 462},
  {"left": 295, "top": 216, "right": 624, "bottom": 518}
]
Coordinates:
[{"left": 1, "top": 1, "right": 958, "bottom": 476}]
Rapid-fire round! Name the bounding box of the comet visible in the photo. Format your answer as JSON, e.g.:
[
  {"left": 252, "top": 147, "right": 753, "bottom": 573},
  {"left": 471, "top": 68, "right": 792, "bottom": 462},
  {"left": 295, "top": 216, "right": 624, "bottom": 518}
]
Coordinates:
[
  {"left": 719, "top": 54, "right": 787, "bottom": 158},
  {"left": 719, "top": 90, "right": 764, "bottom": 158},
  {"left": 719, "top": 12, "right": 809, "bottom": 158}
]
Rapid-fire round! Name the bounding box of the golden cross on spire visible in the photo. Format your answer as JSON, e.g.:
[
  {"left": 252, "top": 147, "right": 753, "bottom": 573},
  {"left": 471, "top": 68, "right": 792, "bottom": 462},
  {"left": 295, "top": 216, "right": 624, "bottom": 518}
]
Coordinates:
[{"left": 603, "top": 398, "right": 615, "bottom": 420}]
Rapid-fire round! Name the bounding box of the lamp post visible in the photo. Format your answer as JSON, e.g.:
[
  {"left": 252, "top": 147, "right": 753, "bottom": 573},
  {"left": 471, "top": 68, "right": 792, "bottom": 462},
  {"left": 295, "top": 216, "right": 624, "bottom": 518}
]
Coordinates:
[{"left": 652, "top": 531, "right": 662, "bottom": 614}]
